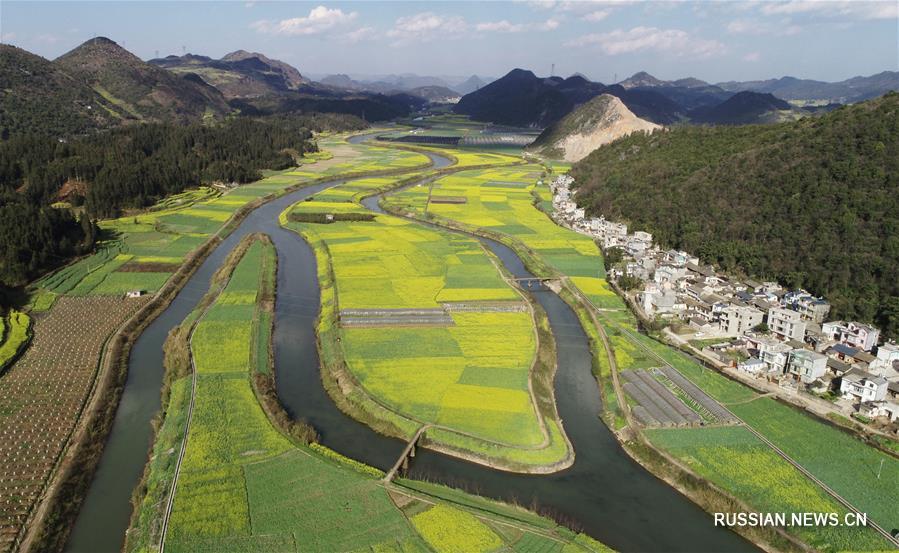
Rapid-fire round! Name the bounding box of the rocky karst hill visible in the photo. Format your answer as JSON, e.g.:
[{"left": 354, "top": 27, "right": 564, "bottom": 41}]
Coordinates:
[{"left": 529, "top": 94, "right": 660, "bottom": 161}]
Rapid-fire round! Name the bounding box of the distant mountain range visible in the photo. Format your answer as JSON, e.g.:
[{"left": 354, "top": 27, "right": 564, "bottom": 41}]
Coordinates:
[
  {"left": 0, "top": 38, "right": 231, "bottom": 137},
  {"left": 688, "top": 91, "right": 797, "bottom": 125},
  {"left": 454, "top": 69, "right": 691, "bottom": 127},
  {"left": 716, "top": 72, "right": 899, "bottom": 104},
  {"left": 454, "top": 68, "right": 891, "bottom": 128},
  {"left": 1, "top": 38, "right": 428, "bottom": 138},
  {"left": 149, "top": 49, "right": 307, "bottom": 98},
  {"left": 55, "top": 37, "right": 231, "bottom": 122},
  {"left": 316, "top": 73, "right": 493, "bottom": 100},
  {"left": 3, "top": 36, "right": 896, "bottom": 139}
]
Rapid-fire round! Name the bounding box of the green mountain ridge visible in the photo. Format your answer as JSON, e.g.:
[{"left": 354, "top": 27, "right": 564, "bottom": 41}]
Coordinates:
[
  {"left": 54, "top": 37, "right": 231, "bottom": 123},
  {"left": 0, "top": 44, "right": 129, "bottom": 138},
  {"left": 570, "top": 93, "right": 899, "bottom": 338},
  {"left": 150, "top": 49, "right": 307, "bottom": 98}
]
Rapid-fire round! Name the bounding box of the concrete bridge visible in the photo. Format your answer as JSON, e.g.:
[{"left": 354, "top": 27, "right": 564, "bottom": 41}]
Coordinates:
[
  {"left": 384, "top": 424, "right": 431, "bottom": 482},
  {"left": 507, "top": 277, "right": 562, "bottom": 292}
]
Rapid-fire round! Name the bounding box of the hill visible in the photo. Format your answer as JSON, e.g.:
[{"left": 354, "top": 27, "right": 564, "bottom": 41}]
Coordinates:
[
  {"left": 689, "top": 91, "right": 796, "bottom": 125},
  {"left": 406, "top": 85, "right": 460, "bottom": 103},
  {"left": 453, "top": 75, "right": 490, "bottom": 95},
  {"left": 717, "top": 71, "right": 899, "bottom": 103},
  {"left": 150, "top": 50, "right": 307, "bottom": 98},
  {"left": 0, "top": 44, "right": 131, "bottom": 137},
  {"left": 317, "top": 73, "right": 451, "bottom": 95},
  {"left": 569, "top": 93, "right": 899, "bottom": 338},
  {"left": 453, "top": 68, "right": 682, "bottom": 127},
  {"left": 619, "top": 71, "right": 667, "bottom": 89},
  {"left": 529, "top": 94, "right": 660, "bottom": 161},
  {"left": 55, "top": 37, "right": 230, "bottom": 122}
]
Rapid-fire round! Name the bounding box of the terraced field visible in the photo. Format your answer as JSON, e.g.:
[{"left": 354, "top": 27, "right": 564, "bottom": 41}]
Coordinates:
[
  {"left": 283, "top": 171, "right": 572, "bottom": 467},
  {"left": 388, "top": 158, "right": 898, "bottom": 551},
  {"left": 134, "top": 235, "right": 606, "bottom": 553}
]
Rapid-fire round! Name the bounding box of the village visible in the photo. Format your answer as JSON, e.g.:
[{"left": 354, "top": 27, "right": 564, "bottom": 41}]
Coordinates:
[{"left": 549, "top": 174, "right": 899, "bottom": 433}]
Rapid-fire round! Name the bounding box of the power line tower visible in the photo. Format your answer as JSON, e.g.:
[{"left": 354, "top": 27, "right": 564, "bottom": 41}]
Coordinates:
[
  {"left": 182, "top": 45, "right": 186, "bottom": 55},
  {"left": 551, "top": 63, "right": 555, "bottom": 77}
]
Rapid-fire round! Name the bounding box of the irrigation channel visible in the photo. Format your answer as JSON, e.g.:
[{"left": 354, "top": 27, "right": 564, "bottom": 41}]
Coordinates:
[{"left": 66, "top": 135, "right": 754, "bottom": 553}]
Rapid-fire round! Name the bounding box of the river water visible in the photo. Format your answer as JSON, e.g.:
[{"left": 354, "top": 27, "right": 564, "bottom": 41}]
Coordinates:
[{"left": 66, "top": 137, "right": 753, "bottom": 553}]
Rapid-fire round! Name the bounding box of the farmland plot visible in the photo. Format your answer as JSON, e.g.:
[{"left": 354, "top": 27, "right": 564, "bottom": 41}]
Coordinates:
[
  {"left": 161, "top": 238, "right": 590, "bottom": 553},
  {"left": 0, "top": 296, "right": 146, "bottom": 553},
  {"left": 285, "top": 176, "right": 567, "bottom": 460},
  {"left": 390, "top": 161, "right": 899, "bottom": 551},
  {"left": 28, "top": 134, "right": 429, "bottom": 301},
  {"left": 648, "top": 426, "right": 892, "bottom": 551},
  {"left": 0, "top": 311, "right": 31, "bottom": 373}
]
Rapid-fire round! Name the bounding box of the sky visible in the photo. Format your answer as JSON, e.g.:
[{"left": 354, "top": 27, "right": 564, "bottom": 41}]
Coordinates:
[{"left": 1, "top": 1, "right": 897, "bottom": 84}]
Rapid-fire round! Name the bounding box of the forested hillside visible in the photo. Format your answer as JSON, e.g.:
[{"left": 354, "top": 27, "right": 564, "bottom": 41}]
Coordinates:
[
  {"left": 570, "top": 93, "right": 899, "bottom": 337},
  {"left": 0, "top": 44, "right": 125, "bottom": 138},
  {"left": 0, "top": 113, "right": 364, "bottom": 287},
  {"left": 54, "top": 37, "right": 231, "bottom": 123}
]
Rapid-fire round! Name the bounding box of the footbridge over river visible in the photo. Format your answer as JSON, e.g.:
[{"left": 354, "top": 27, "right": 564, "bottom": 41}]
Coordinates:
[{"left": 384, "top": 424, "right": 431, "bottom": 482}]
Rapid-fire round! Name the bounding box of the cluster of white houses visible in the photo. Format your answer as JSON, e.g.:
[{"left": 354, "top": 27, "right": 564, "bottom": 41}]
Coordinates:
[{"left": 549, "top": 175, "right": 899, "bottom": 426}]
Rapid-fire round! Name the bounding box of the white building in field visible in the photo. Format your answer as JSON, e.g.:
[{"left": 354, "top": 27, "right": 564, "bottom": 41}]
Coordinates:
[
  {"left": 752, "top": 337, "right": 793, "bottom": 375},
  {"left": 822, "top": 321, "right": 880, "bottom": 352}
]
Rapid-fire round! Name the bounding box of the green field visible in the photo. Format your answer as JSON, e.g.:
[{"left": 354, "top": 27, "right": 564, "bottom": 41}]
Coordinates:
[
  {"left": 387, "top": 155, "right": 899, "bottom": 551},
  {"left": 284, "top": 169, "right": 572, "bottom": 464},
  {"left": 647, "top": 426, "right": 891, "bottom": 551},
  {"left": 729, "top": 398, "right": 899, "bottom": 534},
  {"left": 130, "top": 233, "right": 609, "bottom": 553},
  {"left": 0, "top": 310, "right": 31, "bottom": 371},
  {"left": 28, "top": 134, "right": 431, "bottom": 301}
]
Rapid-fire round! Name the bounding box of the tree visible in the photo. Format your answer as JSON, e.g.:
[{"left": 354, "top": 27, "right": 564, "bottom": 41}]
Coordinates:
[{"left": 617, "top": 275, "right": 643, "bottom": 291}]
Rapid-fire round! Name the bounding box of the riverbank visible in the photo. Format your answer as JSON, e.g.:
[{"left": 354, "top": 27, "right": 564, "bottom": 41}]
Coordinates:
[
  {"left": 280, "top": 160, "right": 577, "bottom": 473},
  {"left": 125, "top": 232, "right": 615, "bottom": 553},
  {"left": 56, "top": 132, "right": 439, "bottom": 553},
  {"left": 385, "top": 156, "right": 896, "bottom": 552}
]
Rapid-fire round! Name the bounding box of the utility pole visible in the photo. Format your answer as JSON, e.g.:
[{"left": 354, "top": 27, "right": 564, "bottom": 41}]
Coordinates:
[{"left": 551, "top": 63, "right": 555, "bottom": 77}]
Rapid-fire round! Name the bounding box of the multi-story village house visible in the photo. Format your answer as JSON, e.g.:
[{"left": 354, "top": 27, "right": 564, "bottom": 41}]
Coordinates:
[
  {"left": 767, "top": 307, "right": 808, "bottom": 342},
  {"left": 822, "top": 321, "right": 881, "bottom": 352},
  {"left": 719, "top": 305, "right": 764, "bottom": 336}
]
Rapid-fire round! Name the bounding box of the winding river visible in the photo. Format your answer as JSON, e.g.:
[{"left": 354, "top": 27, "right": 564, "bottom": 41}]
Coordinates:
[{"left": 66, "top": 136, "right": 754, "bottom": 553}]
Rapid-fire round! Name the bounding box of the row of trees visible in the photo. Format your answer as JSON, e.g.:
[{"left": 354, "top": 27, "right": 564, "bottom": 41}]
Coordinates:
[{"left": 571, "top": 93, "right": 899, "bottom": 339}]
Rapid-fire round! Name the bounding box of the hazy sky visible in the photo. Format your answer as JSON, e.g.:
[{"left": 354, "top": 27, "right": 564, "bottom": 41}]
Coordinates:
[{"left": 2, "top": 1, "right": 897, "bottom": 83}]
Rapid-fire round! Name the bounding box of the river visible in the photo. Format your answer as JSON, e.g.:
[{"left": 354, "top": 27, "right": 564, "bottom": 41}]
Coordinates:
[{"left": 66, "top": 136, "right": 753, "bottom": 553}]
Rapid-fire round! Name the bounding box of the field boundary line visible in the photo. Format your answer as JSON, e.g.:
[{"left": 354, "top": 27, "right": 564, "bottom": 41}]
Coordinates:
[
  {"left": 576, "top": 284, "right": 899, "bottom": 548},
  {"left": 478, "top": 241, "right": 554, "bottom": 450},
  {"left": 157, "top": 274, "right": 228, "bottom": 553},
  {"left": 386, "top": 485, "right": 574, "bottom": 548}
]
